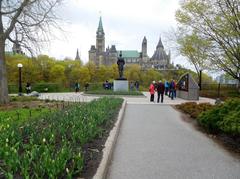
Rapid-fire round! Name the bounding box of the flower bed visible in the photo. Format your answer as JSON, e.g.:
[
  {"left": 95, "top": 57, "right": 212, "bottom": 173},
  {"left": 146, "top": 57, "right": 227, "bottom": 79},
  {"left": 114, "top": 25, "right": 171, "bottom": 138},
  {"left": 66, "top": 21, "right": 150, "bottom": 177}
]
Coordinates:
[{"left": 0, "top": 97, "right": 123, "bottom": 178}]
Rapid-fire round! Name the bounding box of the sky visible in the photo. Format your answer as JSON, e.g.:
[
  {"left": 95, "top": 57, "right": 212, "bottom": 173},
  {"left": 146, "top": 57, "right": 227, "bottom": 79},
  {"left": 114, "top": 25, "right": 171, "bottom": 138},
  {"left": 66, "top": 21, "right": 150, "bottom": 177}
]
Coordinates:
[{"left": 40, "top": 0, "right": 191, "bottom": 68}]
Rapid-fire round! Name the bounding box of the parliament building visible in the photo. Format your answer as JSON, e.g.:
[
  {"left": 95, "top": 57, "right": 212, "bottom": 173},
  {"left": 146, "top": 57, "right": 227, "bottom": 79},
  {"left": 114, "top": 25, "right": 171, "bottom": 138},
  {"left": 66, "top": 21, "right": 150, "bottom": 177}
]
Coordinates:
[{"left": 87, "top": 17, "right": 171, "bottom": 69}]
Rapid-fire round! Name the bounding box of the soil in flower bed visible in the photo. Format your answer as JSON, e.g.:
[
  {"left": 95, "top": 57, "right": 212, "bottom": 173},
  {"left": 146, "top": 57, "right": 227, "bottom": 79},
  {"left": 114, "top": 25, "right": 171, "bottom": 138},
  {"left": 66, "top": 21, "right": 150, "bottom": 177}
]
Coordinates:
[
  {"left": 174, "top": 106, "right": 240, "bottom": 158},
  {"left": 78, "top": 111, "right": 117, "bottom": 179},
  {"left": 0, "top": 99, "right": 72, "bottom": 111}
]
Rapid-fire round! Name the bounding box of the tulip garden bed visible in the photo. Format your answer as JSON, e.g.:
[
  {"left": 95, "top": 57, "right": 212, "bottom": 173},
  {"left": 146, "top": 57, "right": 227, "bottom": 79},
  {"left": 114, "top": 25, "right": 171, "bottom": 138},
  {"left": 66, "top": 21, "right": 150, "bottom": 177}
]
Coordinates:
[
  {"left": 175, "top": 99, "right": 240, "bottom": 156},
  {"left": 0, "top": 97, "right": 123, "bottom": 178}
]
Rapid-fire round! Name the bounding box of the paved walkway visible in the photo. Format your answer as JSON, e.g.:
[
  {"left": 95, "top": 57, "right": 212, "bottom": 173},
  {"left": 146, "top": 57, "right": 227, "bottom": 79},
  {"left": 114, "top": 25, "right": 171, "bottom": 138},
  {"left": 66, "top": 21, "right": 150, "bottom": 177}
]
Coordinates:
[
  {"left": 107, "top": 104, "right": 240, "bottom": 179},
  {"left": 38, "top": 92, "right": 216, "bottom": 105}
]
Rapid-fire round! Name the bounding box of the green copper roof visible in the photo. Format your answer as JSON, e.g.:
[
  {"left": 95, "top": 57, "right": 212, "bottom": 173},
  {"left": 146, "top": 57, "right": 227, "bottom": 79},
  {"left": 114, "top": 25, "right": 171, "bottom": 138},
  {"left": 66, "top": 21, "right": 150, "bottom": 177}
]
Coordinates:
[
  {"left": 97, "top": 16, "right": 104, "bottom": 32},
  {"left": 117, "top": 50, "right": 140, "bottom": 58}
]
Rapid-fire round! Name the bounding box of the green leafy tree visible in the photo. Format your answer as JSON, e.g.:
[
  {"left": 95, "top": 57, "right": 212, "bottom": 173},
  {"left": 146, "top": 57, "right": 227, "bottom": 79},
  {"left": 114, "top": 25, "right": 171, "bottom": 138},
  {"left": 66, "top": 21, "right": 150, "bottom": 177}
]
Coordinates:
[
  {"left": 78, "top": 67, "right": 90, "bottom": 86},
  {"left": 125, "top": 64, "right": 141, "bottom": 81},
  {"left": 176, "top": 0, "right": 240, "bottom": 84},
  {"left": 95, "top": 65, "right": 108, "bottom": 82},
  {"left": 85, "top": 61, "right": 97, "bottom": 82},
  {"left": 177, "top": 32, "right": 211, "bottom": 81},
  {"left": 69, "top": 67, "right": 82, "bottom": 85},
  {"left": 50, "top": 64, "right": 66, "bottom": 83},
  {"left": 63, "top": 60, "right": 82, "bottom": 86},
  {"left": 36, "top": 55, "right": 55, "bottom": 82},
  {"left": 141, "top": 69, "right": 162, "bottom": 87}
]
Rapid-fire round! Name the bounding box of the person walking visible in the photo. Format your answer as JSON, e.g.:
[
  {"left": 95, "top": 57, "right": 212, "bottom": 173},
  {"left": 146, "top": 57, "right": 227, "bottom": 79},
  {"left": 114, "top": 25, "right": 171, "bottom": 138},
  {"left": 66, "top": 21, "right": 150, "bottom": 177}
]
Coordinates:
[
  {"left": 156, "top": 80, "right": 165, "bottom": 103},
  {"left": 130, "top": 81, "right": 134, "bottom": 91},
  {"left": 164, "top": 80, "right": 169, "bottom": 95},
  {"left": 75, "top": 82, "right": 80, "bottom": 92},
  {"left": 169, "top": 79, "right": 175, "bottom": 100},
  {"left": 26, "top": 82, "right": 31, "bottom": 94},
  {"left": 173, "top": 80, "right": 177, "bottom": 98},
  {"left": 135, "top": 81, "right": 139, "bottom": 91},
  {"left": 149, "top": 81, "right": 155, "bottom": 102}
]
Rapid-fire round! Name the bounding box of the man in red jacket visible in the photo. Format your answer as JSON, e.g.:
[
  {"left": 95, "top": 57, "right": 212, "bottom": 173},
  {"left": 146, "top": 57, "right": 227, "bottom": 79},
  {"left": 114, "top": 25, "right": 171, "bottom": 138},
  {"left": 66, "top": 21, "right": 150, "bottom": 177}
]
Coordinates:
[
  {"left": 149, "top": 81, "right": 155, "bottom": 102},
  {"left": 156, "top": 80, "right": 165, "bottom": 103}
]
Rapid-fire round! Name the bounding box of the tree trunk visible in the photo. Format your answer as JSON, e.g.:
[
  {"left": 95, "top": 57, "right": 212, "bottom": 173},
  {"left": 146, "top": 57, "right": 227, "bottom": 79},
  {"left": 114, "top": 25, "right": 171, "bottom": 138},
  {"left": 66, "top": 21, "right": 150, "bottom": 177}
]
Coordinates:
[{"left": 0, "top": 39, "right": 9, "bottom": 104}]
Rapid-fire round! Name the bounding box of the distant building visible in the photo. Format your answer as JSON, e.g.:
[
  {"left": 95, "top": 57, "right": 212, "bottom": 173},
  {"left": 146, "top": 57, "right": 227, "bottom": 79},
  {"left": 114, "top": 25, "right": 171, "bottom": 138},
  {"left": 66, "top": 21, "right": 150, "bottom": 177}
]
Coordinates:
[
  {"left": 75, "top": 49, "right": 81, "bottom": 60},
  {"left": 88, "top": 17, "right": 171, "bottom": 69},
  {"left": 150, "top": 37, "right": 170, "bottom": 69}
]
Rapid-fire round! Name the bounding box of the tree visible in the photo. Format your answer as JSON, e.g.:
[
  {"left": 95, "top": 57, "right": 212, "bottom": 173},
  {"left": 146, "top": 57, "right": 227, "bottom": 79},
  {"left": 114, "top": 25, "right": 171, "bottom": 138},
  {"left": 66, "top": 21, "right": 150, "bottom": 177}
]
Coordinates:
[
  {"left": 176, "top": 0, "right": 240, "bottom": 84},
  {"left": 50, "top": 64, "right": 65, "bottom": 83},
  {"left": 85, "top": 61, "right": 97, "bottom": 82},
  {"left": 177, "top": 32, "right": 211, "bottom": 82},
  {"left": 141, "top": 69, "right": 162, "bottom": 87},
  {"left": 36, "top": 55, "right": 55, "bottom": 82},
  {"left": 0, "top": 0, "right": 63, "bottom": 104},
  {"left": 78, "top": 67, "right": 90, "bottom": 86},
  {"left": 125, "top": 64, "right": 141, "bottom": 82}
]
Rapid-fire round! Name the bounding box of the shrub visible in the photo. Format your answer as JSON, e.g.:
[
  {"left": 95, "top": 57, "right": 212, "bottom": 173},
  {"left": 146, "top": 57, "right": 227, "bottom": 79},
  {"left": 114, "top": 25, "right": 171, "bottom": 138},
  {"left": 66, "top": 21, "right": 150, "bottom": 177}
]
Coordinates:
[
  {"left": 32, "top": 83, "right": 61, "bottom": 92},
  {"left": 176, "top": 102, "right": 213, "bottom": 119},
  {"left": 197, "top": 98, "right": 240, "bottom": 134},
  {"left": 197, "top": 107, "right": 222, "bottom": 133},
  {"left": 218, "top": 110, "right": 240, "bottom": 135}
]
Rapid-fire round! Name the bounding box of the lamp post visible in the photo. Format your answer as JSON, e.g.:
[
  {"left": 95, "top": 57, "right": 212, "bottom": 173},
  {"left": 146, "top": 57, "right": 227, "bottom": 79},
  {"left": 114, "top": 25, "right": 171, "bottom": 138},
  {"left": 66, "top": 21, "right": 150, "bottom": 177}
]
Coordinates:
[
  {"left": 198, "top": 69, "right": 202, "bottom": 91},
  {"left": 17, "top": 63, "right": 23, "bottom": 96}
]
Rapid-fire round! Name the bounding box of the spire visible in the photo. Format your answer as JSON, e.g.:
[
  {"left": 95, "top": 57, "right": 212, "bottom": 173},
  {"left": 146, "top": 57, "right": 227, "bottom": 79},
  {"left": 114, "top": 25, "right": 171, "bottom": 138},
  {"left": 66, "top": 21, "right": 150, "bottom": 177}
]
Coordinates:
[
  {"left": 97, "top": 16, "right": 104, "bottom": 33},
  {"left": 142, "top": 36, "right": 147, "bottom": 43},
  {"left": 75, "top": 48, "right": 80, "bottom": 60},
  {"left": 156, "top": 37, "right": 164, "bottom": 49}
]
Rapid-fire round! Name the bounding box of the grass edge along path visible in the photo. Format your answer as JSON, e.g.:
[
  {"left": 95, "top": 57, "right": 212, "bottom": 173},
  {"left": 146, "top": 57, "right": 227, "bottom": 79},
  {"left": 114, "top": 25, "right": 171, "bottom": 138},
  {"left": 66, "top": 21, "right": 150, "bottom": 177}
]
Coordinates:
[{"left": 0, "top": 97, "right": 123, "bottom": 178}]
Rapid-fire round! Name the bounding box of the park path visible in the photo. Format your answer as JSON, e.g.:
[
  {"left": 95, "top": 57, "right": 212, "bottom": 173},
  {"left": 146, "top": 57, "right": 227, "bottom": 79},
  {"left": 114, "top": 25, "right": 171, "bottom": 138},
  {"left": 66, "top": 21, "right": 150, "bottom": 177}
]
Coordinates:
[
  {"left": 107, "top": 104, "right": 240, "bottom": 179},
  {"left": 38, "top": 92, "right": 216, "bottom": 105}
]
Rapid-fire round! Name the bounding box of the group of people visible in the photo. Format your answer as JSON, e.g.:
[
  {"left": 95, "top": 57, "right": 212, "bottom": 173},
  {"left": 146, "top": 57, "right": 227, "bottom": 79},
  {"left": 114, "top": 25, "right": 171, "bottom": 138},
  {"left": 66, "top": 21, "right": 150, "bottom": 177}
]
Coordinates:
[
  {"left": 74, "top": 82, "right": 89, "bottom": 92},
  {"left": 130, "top": 81, "right": 140, "bottom": 91},
  {"left": 149, "top": 80, "right": 177, "bottom": 103},
  {"left": 103, "top": 80, "right": 113, "bottom": 90}
]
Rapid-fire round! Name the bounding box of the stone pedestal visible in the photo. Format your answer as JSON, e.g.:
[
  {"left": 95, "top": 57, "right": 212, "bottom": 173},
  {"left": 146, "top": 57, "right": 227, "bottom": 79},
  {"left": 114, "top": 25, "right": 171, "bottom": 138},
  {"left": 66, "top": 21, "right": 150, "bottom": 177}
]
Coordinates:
[{"left": 114, "top": 80, "right": 129, "bottom": 92}]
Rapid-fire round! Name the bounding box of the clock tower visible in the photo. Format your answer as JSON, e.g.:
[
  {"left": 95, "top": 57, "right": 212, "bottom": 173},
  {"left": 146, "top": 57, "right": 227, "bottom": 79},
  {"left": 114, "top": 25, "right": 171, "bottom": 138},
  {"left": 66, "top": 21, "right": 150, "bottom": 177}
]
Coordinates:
[{"left": 96, "top": 16, "right": 105, "bottom": 53}]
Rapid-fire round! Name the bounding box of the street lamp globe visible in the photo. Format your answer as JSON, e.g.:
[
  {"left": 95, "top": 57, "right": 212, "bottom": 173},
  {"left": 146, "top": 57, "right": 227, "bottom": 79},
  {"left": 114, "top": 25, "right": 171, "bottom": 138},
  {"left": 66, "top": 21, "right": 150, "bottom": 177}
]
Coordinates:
[{"left": 17, "top": 63, "right": 23, "bottom": 68}]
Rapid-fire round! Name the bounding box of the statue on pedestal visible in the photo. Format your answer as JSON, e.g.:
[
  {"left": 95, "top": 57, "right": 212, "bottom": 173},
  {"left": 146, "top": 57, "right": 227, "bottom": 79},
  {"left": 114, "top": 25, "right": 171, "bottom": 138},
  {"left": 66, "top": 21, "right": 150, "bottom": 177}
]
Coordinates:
[{"left": 117, "top": 51, "right": 125, "bottom": 79}]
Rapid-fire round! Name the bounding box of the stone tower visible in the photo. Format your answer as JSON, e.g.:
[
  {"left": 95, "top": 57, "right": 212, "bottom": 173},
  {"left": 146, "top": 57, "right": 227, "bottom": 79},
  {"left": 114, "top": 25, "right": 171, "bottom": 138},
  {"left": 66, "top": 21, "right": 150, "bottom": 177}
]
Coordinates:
[
  {"left": 75, "top": 48, "right": 80, "bottom": 60},
  {"left": 141, "top": 36, "right": 148, "bottom": 63},
  {"left": 89, "top": 45, "right": 97, "bottom": 64},
  {"left": 96, "top": 16, "right": 105, "bottom": 53},
  {"left": 150, "top": 37, "right": 170, "bottom": 69},
  {"left": 142, "top": 36, "right": 147, "bottom": 57},
  {"left": 108, "top": 45, "right": 118, "bottom": 65}
]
